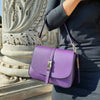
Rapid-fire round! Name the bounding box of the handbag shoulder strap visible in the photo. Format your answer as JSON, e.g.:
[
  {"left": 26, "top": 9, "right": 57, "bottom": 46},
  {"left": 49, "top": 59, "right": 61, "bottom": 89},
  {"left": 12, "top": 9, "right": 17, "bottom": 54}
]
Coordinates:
[
  {"left": 39, "top": 22, "right": 45, "bottom": 38},
  {"left": 39, "top": 21, "right": 77, "bottom": 53},
  {"left": 64, "top": 23, "right": 77, "bottom": 53}
]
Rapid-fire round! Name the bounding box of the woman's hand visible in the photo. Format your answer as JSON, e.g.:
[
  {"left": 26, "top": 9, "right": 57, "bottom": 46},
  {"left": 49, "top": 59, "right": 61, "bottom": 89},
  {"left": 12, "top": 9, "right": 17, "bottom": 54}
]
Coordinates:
[{"left": 63, "top": 0, "right": 81, "bottom": 16}]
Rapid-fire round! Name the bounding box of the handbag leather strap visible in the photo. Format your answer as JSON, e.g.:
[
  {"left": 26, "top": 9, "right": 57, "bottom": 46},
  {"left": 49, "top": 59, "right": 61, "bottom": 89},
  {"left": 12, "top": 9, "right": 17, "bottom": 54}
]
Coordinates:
[
  {"left": 39, "top": 21, "right": 80, "bottom": 84},
  {"left": 45, "top": 48, "right": 56, "bottom": 84},
  {"left": 39, "top": 22, "right": 76, "bottom": 52}
]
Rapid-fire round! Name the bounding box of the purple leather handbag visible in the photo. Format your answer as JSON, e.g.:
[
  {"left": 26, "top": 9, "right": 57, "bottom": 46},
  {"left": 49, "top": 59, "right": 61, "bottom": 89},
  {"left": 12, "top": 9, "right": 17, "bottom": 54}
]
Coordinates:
[{"left": 29, "top": 22, "right": 80, "bottom": 88}]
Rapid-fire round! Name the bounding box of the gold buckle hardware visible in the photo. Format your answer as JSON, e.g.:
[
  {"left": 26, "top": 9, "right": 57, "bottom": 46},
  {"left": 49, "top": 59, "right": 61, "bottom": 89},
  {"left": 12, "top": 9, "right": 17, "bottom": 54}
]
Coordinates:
[{"left": 47, "top": 61, "right": 52, "bottom": 69}]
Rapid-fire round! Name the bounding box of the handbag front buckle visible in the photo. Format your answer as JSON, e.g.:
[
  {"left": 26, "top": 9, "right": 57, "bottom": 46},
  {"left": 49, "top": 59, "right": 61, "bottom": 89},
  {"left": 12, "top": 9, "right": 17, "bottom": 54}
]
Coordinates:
[
  {"left": 47, "top": 61, "right": 52, "bottom": 70},
  {"left": 45, "top": 60, "right": 52, "bottom": 84}
]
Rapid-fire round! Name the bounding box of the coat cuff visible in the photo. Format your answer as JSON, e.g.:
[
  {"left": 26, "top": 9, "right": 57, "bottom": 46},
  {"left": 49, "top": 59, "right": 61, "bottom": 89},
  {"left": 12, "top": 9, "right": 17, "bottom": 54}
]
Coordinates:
[{"left": 44, "top": 3, "right": 69, "bottom": 31}]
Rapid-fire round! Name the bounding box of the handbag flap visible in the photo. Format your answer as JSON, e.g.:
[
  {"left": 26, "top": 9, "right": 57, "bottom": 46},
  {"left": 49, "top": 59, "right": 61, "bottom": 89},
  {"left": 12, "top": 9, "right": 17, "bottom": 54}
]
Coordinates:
[{"left": 30, "top": 46, "right": 76, "bottom": 78}]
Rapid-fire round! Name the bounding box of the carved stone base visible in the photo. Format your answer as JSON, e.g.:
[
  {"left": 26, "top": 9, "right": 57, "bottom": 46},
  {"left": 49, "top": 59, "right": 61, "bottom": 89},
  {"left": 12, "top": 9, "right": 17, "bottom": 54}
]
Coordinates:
[
  {"left": 0, "top": 55, "right": 30, "bottom": 87},
  {"left": 0, "top": 56, "right": 30, "bottom": 78},
  {"left": 0, "top": 73, "right": 18, "bottom": 87}
]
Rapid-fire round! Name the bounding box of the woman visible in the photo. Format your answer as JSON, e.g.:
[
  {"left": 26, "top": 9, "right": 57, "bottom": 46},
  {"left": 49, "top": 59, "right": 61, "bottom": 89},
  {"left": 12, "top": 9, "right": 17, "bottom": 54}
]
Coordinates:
[{"left": 44, "top": 0, "right": 100, "bottom": 100}]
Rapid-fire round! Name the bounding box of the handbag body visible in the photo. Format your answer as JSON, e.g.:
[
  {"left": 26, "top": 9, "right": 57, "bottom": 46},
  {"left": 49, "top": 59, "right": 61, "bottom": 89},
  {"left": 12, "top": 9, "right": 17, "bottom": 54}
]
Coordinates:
[{"left": 29, "top": 22, "right": 80, "bottom": 88}]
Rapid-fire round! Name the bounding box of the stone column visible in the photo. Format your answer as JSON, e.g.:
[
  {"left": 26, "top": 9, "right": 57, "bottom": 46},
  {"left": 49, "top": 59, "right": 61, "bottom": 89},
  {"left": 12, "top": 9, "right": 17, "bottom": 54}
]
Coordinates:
[{"left": 0, "top": 0, "right": 59, "bottom": 86}]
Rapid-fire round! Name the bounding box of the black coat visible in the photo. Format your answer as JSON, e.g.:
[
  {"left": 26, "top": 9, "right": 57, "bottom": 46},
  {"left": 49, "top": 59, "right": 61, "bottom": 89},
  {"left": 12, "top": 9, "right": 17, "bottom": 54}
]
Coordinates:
[{"left": 44, "top": 0, "right": 100, "bottom": 100}]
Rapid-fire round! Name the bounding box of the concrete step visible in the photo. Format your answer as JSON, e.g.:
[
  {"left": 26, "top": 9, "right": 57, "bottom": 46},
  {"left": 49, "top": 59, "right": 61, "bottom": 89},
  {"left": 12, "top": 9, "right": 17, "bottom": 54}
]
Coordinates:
[
  {"left": 26, "top": 93, "right": 52, "bottom": 100},
  {"left": 0, "top": 80, "right": 53, "bottom": 100}
]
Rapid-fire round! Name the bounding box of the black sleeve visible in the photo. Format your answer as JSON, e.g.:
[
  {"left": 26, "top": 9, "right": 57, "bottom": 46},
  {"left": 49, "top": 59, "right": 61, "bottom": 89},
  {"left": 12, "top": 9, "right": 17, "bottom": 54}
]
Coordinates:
[
  {"left": 44, "top": 0, "right": 60, "bottom": 16},
  {"left": 44, "top": 0, "right": 70, "bottom": 31}
]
